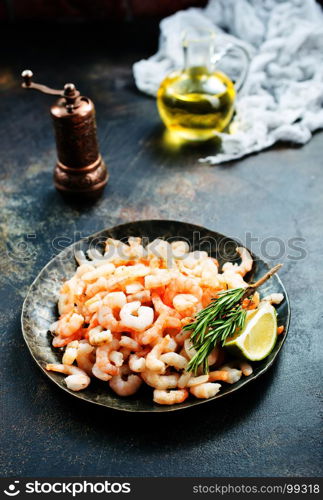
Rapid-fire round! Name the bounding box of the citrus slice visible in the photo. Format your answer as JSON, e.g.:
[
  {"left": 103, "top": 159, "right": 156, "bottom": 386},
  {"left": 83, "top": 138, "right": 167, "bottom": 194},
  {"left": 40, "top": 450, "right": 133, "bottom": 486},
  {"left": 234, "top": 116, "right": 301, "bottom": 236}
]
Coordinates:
[{"left": 224, "top": 303, "right": 278, "bottom": 361}]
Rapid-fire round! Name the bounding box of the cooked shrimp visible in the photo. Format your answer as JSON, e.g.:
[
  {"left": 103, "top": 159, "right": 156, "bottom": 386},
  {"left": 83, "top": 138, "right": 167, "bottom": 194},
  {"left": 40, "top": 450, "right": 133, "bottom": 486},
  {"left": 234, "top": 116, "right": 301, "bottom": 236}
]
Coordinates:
[
  {"left": 83, "top": 311, "right": 99, "bottom": 333},
  {"left": 236, "top": 246, "right": 253, "bottom": 275},
  {"left": 207, "top": 346, "right": 220, "bottom": 367},
  {"left": 179, "top": 347, "right": 190, "bottom": 360},
  {"left": 261, "top": 293, "right": 284, "bottom": 305},
  {"left": 219, "top": 270, "right": 248, "bottom": 289},
  {"left": 177, "top": 371, "right": 191, "bottom": 388},
  {"left": 120, "top": 301, "right": 154, "bottom": 331},
  {"left": 46, "top": 363, "right": 90, "bottom": 391},
  {"left": 104, "top": 291, "right": 126, "bottom": 309},
  {"left": 186, "top": 374, "right": 209, "bottom": 387},
  {"left": 125, "top": 282, "right": 144, "bottom": 294},
  {"left": 184, "top": 338, "right": 197, "bottom": 360},
  {"left": 92, "top": 363, "right": 112, "bottom": 381},
  {"left": 159, "top": 352, "right": 188, "bottom": 370},
  {"left": 104, "top": 238, "right": 133, "bottom": 264},
  {"left": 116, "top": 263, "right": 150, "bottom": 281},
  {"left": 127, "top": 290, "right": 151, "bottom": 304},
  {"left": 172, "top": 293, "right": 199, "bottom": 317},
  {"left": 209, "top": 366, "right": 242, "bottom": 384},
  {"left": 58, "top": 278, "right": 85, "bottom": 315},
  {"left": 223, "top": 360, "right": 253, "bottom": 377},
  {"left": 141, "top": 370, "right": 179, "bottom": 390},
  {"left": 98, "top": 304, "right": 123, "bottom": 332},
  {"left": 146, "top": 239, "right": 171, "bottom": 262},
  {"left": 200, "top": 258, "right": 220, "bottom": 288},
  {"left": 109, "top": 350, "right": 124, "bottom": 367},
  {"left": 127, "top": 237, "right": 147, "bottom": 259},
  {"left": 153, "top": 389, "right": 188, "bottom": 405},
  {"left": 86, "top": 276, "right": 109, "bottom": 297},
  {"left": 109, "top": 366, "right": 142, "bottom": 396},
  {"left": 52, "top": 331, "right": 82, "bottom": 348},
  {"left": 164, "top": 276, "right": 202, "bottom": 307},
  {"left": 96, "top": 292, "right": 124, "bottom": 332},
  {"left": 145, "top": 269, "right": 173, "bottom": 289},
  {"left": 239, "top": 361, "right": 253, "bottom": 376},
  {"left": 95, "top": 339, "right": 120, "bottom": 376},
  {"left": 119, "top": 335, "right": 141, "bottom": 352},
  {"left": 82, "top": 263, "right": 115, "bottom": 283},
  {"left": 56, "top": 311, "right": 84, "bottom": 338},
  {"left": 182, "top": 339, "right": 219, "bottom": 369},
  {"left": 75, "top": 262, "right": 95, "bottom": 277},
  {"left": 163, "top": 316, "right": 182, "bottom": 335},
  {"left": 190, "top": 382, "right": 221, "bottom": 399},
  {"left": 178, "top": 373, "right": 209, "bottom": 388},
  {"left": 151, "top": 292, "right": 180, "bottom": 318},
  {"left": 49, "top": 320, "right": 59, "bottom": 334},
  {"left": 92, "top": 264, "right": 150, "bottom": 295},
  {"left": 176, "top": 261, "right": 201, "bottom": 278},
  {"left": 180, "top": 251, "right": 208, "bottom": 270},
  {"left": 181, "top": 316, "right": 194, "bottom": 327},
  {"left": 176, "top": 250, "right": 209, "bottom": 278},
  {"left": 76, "top": 341, "right": 95, "bottom": 374},
  {"left": 139, "top": 313, "right": 176, "bottom": 345},
  {"left": 129, "top": 354, "right": 146, "bottom": 372},
  {"left": 145, "top": 335, "right": 176, "bottom": 373},
  {"left": 222, "top": 247, "right": 253, "bottom": 277},
  {"left": 83, "top": 294, "right": 104, "bottom": 316},
  {"left": 105, "top": 237, "right": 128, "bottom": 252},
  {"left": 171, "top": 240, "right": 189, "bottom": 259},
  {"left": 86, "top": 248, "right": 114, "bottom": 267},
  {"left": 144, "top": 344, "right": 167, "bottom": 373},
  {"left": 58, "top": 283, "right": 74, "bottom": 316},
  {"left": 97, "top": 292, "right": 127, "bottom": 331},
  {"left": 88, "top": 326, "right": 112, "bottom": 346},
  {"left": 62, "top": 340, "right": 79, "bottom": 365}
]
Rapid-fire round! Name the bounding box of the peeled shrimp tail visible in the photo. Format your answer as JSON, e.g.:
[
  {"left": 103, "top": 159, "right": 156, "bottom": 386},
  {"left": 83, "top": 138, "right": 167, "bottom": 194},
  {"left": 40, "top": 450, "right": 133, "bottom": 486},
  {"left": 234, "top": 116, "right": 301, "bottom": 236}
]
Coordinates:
[
  {"left": 153, "top": 389, "right": 189, "bottom": 405},
  {"left": 190, "top": 382, "right": 221, "bottom": 399},
  {"left": 46, "top": 363, "right": 90, "bottom": 391}
]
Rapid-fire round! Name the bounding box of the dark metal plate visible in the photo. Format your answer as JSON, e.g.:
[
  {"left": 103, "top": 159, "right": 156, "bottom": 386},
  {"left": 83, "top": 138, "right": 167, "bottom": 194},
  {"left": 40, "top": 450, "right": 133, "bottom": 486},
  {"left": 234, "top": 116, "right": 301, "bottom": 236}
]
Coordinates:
[{"left": 21, "top": 220, "right": 290, "bottom": 412}]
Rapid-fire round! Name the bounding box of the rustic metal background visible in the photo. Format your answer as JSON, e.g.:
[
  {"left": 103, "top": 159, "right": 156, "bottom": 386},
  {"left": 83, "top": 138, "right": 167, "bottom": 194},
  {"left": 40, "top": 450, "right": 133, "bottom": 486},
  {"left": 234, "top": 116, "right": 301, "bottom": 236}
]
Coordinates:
[{"left": 0, "top": 22, "right": 321, "bottom": 477}]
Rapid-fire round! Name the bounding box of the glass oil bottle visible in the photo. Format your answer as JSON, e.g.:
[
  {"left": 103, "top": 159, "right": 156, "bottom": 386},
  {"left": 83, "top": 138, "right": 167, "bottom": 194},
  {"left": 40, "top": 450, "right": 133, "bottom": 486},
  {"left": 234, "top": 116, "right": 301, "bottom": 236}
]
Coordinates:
[{"left": 157, "top": 32, "right": 249, "bottom": 141}]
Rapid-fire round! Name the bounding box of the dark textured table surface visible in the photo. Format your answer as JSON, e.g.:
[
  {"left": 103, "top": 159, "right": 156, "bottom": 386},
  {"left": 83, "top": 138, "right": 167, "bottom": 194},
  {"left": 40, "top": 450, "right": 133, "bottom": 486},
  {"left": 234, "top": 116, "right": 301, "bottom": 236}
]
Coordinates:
[{"left": 0, "top": 25, "right": 322, "bottom": 478}]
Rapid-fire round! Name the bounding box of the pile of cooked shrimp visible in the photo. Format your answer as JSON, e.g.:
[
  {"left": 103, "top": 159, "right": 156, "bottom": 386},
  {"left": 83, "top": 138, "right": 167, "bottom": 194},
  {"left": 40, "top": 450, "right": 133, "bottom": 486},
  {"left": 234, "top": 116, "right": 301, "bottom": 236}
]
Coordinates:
[{"left": 46, "top": 237, "right": 282, "bottom": 405}]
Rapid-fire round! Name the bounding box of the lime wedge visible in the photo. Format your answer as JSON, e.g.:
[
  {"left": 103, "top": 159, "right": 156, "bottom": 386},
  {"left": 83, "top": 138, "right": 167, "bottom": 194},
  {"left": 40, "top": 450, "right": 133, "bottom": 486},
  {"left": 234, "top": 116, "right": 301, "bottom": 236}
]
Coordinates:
[{"left": 224, "top": 303, "right": 278, "bottom": 361}]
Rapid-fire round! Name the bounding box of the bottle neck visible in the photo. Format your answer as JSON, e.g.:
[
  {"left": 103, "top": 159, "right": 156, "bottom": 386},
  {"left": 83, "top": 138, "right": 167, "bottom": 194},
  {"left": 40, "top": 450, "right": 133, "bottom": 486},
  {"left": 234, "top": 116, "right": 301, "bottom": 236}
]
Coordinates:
[{"left": 183, "top": 37, "right": 216, "bottom": 73}]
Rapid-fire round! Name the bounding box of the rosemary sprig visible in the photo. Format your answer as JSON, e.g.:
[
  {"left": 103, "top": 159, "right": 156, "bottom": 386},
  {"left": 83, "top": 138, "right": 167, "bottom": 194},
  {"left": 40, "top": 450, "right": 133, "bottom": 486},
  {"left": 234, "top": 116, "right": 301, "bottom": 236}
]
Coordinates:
[{"left": 183, "top": 264, "right": 282, "bottom": 375}]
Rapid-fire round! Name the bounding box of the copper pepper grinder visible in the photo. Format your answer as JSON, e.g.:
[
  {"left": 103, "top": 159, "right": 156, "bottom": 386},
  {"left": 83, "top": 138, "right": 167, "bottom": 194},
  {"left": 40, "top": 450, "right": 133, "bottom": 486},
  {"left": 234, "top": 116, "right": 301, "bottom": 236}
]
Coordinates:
[{"left": 21, "top": 70, "right": 109, "bottom": 198}]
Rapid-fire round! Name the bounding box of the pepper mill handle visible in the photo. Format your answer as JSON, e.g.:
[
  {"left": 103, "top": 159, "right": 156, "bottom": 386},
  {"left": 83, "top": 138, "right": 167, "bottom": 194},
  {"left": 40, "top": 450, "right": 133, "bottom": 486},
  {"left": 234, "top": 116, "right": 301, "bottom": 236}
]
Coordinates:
[{"left": 21, "top": 69, "right": 80, "bottom": 106}]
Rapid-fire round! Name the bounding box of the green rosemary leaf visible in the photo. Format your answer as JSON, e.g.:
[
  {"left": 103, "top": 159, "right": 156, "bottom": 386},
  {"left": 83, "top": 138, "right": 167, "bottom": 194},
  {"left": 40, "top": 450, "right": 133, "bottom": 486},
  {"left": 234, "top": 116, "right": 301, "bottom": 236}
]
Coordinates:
[{"left": 185, "top": 287, "right": 247, "bottom": 375}]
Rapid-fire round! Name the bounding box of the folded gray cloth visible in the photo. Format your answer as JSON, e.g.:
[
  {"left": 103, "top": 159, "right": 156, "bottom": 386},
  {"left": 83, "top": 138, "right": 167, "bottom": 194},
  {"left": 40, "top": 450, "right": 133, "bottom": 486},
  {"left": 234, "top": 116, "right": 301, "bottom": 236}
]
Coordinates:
[{"left": 133, "top": 0, "right": 323, "bottom": 164}]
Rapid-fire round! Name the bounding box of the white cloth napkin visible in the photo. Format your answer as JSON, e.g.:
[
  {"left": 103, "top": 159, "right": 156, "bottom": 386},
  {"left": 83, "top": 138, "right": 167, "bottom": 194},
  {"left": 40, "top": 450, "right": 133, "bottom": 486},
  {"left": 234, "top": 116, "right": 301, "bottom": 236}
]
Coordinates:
[{"left": 133, "top": 0, "right": 323, "bottom": 164}]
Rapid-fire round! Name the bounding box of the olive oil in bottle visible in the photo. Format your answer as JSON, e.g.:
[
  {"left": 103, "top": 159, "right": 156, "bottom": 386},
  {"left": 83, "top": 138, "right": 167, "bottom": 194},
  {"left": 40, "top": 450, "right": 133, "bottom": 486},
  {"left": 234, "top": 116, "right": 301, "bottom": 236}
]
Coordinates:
[
  {"left": 156, "top": 29, "right": 250, "bottom": 141},
  {"left": 157, "top": 66, "right": 236, "bottom": 141}
]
